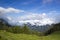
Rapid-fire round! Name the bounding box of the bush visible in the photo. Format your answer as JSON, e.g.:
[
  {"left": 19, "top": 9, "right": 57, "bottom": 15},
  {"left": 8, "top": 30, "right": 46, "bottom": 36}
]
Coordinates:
[{"left": 21, "top": 24, "right": 31, "bottom": 34}]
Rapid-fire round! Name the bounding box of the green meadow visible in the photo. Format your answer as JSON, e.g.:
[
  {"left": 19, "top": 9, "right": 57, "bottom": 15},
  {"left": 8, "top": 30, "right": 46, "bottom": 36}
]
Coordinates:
[{"left": 0, "top": 30, "right": 60, "bottom": 40}]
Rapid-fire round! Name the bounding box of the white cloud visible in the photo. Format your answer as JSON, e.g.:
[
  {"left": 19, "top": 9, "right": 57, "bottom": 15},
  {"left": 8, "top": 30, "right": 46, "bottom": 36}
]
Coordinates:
[
  {"left": 18, "top": 13, "right": 46, "bottom": 20},
  {"left": 42, "top": 13, "right": 46, "bottom": 16},
  {"left": 0, "top": 7, "right": 24, "bottom": 16}
]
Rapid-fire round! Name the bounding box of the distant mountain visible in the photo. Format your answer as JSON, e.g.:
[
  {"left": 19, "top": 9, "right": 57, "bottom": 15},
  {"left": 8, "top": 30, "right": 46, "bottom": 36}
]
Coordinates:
[
  {"left": 24, "top": 22, "right": 52, "bottom": 32},
  {"left": 0, "top": 18, "right": 11, "bottom": 26}
]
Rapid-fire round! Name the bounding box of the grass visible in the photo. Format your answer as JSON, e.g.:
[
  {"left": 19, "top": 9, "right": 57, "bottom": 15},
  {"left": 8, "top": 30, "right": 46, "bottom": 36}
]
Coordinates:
[{"left": 0, "top": 30, "right": 60, "bottom": 40}]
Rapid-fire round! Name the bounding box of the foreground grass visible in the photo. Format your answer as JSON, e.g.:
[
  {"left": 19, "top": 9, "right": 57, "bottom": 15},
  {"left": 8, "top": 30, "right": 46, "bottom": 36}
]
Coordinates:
[{"left": 0, "top": 30, "right": 60, "bottom": 40}]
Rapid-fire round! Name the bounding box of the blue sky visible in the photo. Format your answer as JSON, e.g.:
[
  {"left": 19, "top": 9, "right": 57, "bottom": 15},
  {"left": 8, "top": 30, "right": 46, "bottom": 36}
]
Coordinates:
[
  {"left": 0, "top": 0, "right": 60, "bottom": 25},
  {"left": 0, "top": 0, "right": 60, "bottom": 13}
]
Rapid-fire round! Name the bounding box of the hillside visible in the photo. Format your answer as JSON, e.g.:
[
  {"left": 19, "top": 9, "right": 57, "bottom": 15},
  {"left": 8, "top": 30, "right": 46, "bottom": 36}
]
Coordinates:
[{"left": 0, "top": 30, "right": 60, "bottom": 40}]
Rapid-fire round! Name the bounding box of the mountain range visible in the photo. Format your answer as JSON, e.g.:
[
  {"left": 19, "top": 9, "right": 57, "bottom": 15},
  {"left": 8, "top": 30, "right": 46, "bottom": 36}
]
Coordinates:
[{"left": 0, "top": 18, "right": 54, "bottom": 32}]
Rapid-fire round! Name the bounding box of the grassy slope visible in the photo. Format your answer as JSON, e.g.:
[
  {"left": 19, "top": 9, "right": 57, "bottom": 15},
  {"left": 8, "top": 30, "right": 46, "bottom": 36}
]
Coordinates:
[{"left": 0, "top": 30, "right": 60, "bottom": 40}]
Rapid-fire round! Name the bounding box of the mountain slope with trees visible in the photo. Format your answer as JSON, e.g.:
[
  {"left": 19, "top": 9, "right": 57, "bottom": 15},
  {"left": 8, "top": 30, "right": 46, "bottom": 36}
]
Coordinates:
[{"left": 0, "top": 18, "right": 60, "bottom": 36}]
